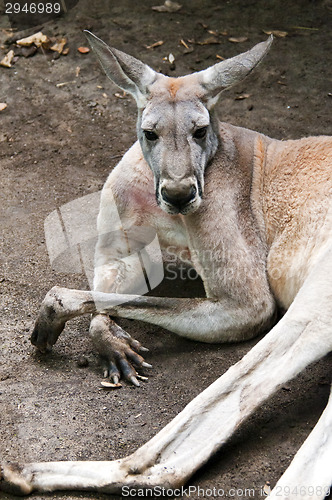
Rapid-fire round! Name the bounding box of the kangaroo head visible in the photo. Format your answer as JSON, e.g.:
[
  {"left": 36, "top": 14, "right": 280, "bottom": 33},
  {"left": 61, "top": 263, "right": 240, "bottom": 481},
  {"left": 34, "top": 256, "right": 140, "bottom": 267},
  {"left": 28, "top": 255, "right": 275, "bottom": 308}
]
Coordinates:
[{"left": 85, "top": 31, "right": 272, "bottom": 215}]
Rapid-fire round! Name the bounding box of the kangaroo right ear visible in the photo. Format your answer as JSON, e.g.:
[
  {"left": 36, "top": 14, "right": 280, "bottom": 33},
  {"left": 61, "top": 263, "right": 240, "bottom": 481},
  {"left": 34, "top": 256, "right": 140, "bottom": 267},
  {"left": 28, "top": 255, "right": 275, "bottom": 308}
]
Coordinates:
[
  {"left": 197, "top": 36, "right": 273, "bottom": 108},
  {"left": 84, "top": 31, "right": 157, "bottom": 107}
]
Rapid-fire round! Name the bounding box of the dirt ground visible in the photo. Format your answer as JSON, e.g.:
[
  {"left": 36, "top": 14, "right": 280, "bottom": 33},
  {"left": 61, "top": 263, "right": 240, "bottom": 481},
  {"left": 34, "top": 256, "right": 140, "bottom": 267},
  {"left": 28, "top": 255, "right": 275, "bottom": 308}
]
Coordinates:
[{"left": 0, "top": 0, "right": 331, "bottom": 499}]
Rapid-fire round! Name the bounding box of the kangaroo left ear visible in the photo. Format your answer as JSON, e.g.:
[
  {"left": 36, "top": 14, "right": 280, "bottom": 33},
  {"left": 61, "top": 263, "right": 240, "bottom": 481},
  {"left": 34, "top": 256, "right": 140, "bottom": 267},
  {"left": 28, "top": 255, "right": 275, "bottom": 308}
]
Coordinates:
[
  {"left": 84, "top": 31, "right": 157, "bottom": 107},
  {"left": 198, "top": 36, "right": 273, "bottom": 107}
]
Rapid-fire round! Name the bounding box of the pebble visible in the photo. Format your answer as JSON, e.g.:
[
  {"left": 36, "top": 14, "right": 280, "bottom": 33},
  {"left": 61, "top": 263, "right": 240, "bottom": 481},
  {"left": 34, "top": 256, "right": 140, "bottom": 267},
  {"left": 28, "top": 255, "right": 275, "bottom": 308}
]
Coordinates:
[{"left": 76, "top": 355, "right": 89, "bottom": 368}]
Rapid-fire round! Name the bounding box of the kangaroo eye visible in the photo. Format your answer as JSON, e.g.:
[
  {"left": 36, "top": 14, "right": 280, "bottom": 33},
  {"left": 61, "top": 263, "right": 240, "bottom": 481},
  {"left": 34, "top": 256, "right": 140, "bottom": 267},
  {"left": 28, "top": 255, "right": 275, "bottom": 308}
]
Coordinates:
[
  {"left": 193, "top": 127, "right": 208, "bottom": 140},
  {"left": 144, "top": 130, "right": 159, "bottom": 141}
]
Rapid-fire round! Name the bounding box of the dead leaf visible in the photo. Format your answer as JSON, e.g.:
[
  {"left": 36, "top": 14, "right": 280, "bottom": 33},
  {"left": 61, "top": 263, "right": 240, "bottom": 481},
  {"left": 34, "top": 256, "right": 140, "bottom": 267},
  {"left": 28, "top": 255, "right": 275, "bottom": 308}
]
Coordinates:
[
  {"left": 152, "top": 0, "right": 182, "bottom": 12},
  {"left": 114, "top": 91, "right": 127, "bottom": 99},
  {"left": 16, "top": 31, "right": 49, "bottom": 47},
  {"left": 235, "top": 93, "right": 250, "bottom": 100},
  {"left": 263, "top": 29, "right": 288, "bottom": 38},
  {"left": 228, "top": 36, "right": 248, "bottom": 43},
  {"left": 100, "top": 381, "right": 122, "bottom": 389},
  {"left": 197, "top": 36, "right": 220, "bottom": 45},
  {"left": 180, "top": 39, "right": 194, "bottom": 54},
  {"left": 0, "top": 103, "right": 7, "bottom": 111},
  {"left": 145, "top": 40, "right": 164, "bottom": 49},
  {"left": 41, "top": 38, "right": 53, "bottom": 51},
  {"left": 78, "top": 46, "right": 90, "bottom": 54},
  {"left": 62, "top": 47, "right": 69, "bottom": 55},
  {"left": 50, "top": 38, "right": 67, "bottom": 54},
  {"left": 0, "top": 50, "right": 15, "bottom": 68},
  {"left": 292, "top": 26, "right": 319, "bottom": 31},
  {"left": 168, "top": 52, "right": 176, "bottom": 69},
  {"left": 200, "top": 23, "right": 228, "bottom": 36},
  {"left": 56, "top": 80, "right": 76, "bottom": 87}
]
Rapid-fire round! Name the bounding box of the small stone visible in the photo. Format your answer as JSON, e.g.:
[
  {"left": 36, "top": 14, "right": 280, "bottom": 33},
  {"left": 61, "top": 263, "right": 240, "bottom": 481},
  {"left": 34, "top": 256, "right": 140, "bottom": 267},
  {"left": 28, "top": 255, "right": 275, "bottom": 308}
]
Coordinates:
[{"left": 76, "top": 355, "right": 89, "bottom": 368}]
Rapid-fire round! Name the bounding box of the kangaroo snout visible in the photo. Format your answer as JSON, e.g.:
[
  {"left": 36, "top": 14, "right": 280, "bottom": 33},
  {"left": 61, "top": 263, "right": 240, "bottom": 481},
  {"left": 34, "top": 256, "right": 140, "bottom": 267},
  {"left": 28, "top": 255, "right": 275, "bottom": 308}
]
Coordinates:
[{"left": 160, "top": 181, "right": 198, "bottom": 214}]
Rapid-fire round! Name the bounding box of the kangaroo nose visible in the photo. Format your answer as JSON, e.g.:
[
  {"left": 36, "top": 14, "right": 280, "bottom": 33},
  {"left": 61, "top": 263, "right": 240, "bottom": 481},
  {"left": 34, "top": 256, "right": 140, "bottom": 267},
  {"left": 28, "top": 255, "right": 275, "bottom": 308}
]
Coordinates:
[{"left": 161, "top": 184, "right": 197, "bottom": 209}]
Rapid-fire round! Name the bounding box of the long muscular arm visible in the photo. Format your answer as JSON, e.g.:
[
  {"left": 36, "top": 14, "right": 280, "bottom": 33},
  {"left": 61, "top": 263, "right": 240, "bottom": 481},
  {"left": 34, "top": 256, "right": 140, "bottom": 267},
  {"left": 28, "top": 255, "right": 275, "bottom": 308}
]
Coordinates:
[{"left": 31, "top": 282, "right": 276, "bottom": 351}]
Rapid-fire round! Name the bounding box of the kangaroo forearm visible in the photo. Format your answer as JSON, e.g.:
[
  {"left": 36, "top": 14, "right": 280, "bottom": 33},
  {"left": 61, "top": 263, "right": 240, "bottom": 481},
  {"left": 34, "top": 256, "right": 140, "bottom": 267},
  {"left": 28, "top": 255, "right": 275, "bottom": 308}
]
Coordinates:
[
  {"left": 41, "top": 287, "right": 275, "bottom": 343},
  {"left": 109, "top": 294, "right": 275, "bottom": 342}
]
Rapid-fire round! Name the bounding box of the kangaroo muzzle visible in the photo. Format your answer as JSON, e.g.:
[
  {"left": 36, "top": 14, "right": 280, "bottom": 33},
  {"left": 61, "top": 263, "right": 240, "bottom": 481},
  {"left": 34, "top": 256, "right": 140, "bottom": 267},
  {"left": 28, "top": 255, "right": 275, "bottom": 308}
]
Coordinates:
[{"left": 159, "top": 179, "right": 200, "bottom": 214}]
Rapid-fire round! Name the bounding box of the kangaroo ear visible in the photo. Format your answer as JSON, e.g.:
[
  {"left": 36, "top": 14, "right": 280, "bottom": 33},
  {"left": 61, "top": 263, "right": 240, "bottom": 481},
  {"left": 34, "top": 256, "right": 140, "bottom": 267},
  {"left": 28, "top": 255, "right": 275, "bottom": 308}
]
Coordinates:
[
  {"left": 198, "top": 36, "right": 273, "bottom": 107},
  {"left": 84, "top": 31, "right": 157, "bottom": 107}
]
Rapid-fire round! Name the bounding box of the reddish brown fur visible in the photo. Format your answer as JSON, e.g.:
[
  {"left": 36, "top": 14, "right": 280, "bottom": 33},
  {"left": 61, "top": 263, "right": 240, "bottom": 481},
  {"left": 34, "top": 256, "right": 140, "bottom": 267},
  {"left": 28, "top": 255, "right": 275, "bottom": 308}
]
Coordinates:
[{"left": 167, "top": 78, "right": 183, "bottom": 98}]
